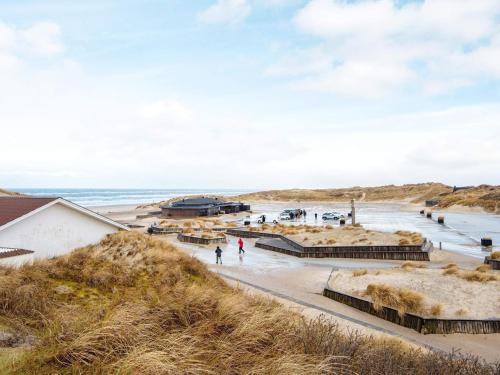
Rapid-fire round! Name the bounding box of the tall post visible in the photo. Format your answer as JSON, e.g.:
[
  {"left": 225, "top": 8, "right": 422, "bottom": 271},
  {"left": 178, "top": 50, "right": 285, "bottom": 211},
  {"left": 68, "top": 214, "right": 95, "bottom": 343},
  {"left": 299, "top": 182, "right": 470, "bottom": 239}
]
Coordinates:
[{"left": 351, "top": 198, "right": 356, "bottom": 225}]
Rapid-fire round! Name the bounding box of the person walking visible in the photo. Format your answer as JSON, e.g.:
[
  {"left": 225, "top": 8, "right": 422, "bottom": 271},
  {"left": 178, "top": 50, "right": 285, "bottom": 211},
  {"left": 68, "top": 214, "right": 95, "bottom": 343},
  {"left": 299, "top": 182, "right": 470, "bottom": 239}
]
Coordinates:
[
  {"left": 215, "top": 246, "right": 223, "bottom": 264},
  {"left": 314, "top": 213, "right": 318, "bottom": 220},
  {"left": 238, "top": 238, "right": 245, "bottom": 254}
]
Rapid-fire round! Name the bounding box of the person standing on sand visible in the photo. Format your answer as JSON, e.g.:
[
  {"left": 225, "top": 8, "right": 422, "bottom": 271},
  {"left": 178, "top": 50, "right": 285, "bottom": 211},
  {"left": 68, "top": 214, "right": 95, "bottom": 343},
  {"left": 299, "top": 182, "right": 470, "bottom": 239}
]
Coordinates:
[
  {"left": 215, "top": 246, "right": 223, "bottom": 264},
  {"left": 238, "top": 238, "right": 245, "bottom": 254},
  {"left": 314, "top": 213, "right": 317, "bottom": 220}
]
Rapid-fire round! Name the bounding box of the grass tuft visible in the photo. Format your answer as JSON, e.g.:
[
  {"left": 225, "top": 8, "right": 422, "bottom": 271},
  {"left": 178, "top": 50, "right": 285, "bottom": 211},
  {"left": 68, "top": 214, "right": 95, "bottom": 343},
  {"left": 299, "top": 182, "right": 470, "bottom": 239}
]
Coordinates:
[
  {"left": 455, "top": 308, "right": 468, "bottom": 317},
  {"left": 429, "top": 304, "right": 443, "bottom": 317},
  {"left": 364, "top": 283, "right": 424, "bottom": 317},
  {"left": 400, "top": 262, "right": 427, "bottom": 271},
  {"left": 475, "top": 264, "right": 492, "bottom": 273},
  {"left": 460, "top": 271, "right": 497, "bottom": 283},
  {"left": 352, "top": 269, "right": 368, "bottom": 277}
]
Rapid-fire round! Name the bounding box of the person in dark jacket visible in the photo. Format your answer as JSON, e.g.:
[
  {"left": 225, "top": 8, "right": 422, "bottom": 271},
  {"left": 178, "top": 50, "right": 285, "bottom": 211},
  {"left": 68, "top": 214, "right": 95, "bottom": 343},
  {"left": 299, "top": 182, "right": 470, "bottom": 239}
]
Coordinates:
[{"left": 215, "top": 246, "right": 223, "bottom": 264}]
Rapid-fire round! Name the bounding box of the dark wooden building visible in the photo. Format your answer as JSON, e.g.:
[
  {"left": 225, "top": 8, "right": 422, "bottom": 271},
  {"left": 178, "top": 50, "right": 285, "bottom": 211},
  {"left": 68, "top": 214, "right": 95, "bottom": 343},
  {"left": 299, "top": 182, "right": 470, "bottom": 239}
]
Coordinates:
[{"left": 161, "top": 197, "right": 250, "bottom": 218}]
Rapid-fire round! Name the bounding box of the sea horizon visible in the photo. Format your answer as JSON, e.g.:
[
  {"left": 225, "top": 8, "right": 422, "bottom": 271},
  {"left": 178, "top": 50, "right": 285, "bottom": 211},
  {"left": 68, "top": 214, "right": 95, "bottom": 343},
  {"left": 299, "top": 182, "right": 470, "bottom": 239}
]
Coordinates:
[{"left": 10, "top": 188, "right": 255, "bottom": 208}]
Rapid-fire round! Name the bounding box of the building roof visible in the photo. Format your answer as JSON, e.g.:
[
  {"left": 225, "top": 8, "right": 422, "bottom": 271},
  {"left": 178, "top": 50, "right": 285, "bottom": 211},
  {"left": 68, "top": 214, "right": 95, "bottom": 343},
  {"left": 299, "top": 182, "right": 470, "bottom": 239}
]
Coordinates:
[
  {"left": 0, "top": 196, "right": 129, "bottom": 232},
  {"left": 170, "top": 197, "right": 225, "bottom": 207},
  {"left": 0, "top": 247, "right": 34, "bottom": 259},
  {"left": 0, "top": 197, "right": 57, "bottom": 227}
]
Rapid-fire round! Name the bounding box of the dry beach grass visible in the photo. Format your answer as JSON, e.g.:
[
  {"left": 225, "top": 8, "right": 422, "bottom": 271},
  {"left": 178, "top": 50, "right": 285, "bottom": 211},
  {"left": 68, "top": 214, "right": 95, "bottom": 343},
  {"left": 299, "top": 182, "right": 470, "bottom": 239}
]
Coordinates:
[{"left": 0, "top": 232, "right": 498, "bottom": 374}]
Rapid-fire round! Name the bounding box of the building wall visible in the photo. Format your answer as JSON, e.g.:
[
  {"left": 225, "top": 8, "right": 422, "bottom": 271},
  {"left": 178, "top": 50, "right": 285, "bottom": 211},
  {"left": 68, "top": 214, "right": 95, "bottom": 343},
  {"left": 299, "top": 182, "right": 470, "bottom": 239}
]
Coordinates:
[
  {"left": 0, "top": 203, "right": 121, "bottom": 259},
  {"left": 162, "top": 207, "right": 220, "bottom": 217},
  {"left": 0, "top": 252, "right": 34, "bottom": 267},
  {"left": 162, "top": 207, "right": 201, "bottom": 217}
]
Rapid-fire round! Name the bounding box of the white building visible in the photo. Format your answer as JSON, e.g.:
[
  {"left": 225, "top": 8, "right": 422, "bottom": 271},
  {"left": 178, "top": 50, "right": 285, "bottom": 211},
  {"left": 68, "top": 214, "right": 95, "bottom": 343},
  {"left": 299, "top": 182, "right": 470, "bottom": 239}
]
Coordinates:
[{"left": 0, "top": 197, "right": 129, "bottom": 264}]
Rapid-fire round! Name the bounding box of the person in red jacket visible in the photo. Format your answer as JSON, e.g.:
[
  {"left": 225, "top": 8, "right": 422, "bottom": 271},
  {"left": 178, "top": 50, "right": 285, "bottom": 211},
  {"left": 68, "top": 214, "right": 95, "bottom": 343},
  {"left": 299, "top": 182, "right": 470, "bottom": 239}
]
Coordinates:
[{"left": 238, "top": 238, "right": 245, "bottom": 254}]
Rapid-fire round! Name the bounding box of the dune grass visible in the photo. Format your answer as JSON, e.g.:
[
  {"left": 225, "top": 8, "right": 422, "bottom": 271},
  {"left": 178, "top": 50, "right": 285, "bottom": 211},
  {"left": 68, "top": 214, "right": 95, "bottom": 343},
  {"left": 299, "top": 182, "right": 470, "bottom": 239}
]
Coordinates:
[
  {"left": 0, "top": 232, "right": 497, "bottom": 374},
  {"left": 352, "top": 269, "right": 368, "bottom": 277},
  {"left": 395, "top": 231, "right": 424, "bottom": 245},
  {"left": 430, "top": 304, "right": 443, "bottom": 317},
  {"left": 476, "top": 264, "right": 492, "bottom": 273},
  {"left": 400, "top": 262, "right": 427, "bottom": 271},
  {"left": 442, "top": 264, "right": 460, "bottom": 276},
  {"left": 460, "top": 271, "right": 497, "bottom": 283},
  {"left": 441, "top": 264, "right": 497, "bottom": 282},
  {"left": 363, "top": 284, "right": 425, "bottom": 317},
  {"left": 435, "top": 185, "right": 500, "bottom": 213}
]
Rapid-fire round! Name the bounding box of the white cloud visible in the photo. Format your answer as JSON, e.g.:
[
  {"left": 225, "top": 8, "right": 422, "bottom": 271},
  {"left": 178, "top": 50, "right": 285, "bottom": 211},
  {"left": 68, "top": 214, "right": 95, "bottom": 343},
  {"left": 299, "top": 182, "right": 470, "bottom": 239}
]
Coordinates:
[
  {"left": 0, "top": 21, "right": 63, "bottom": 62},
  {"left": 268, "top": 0, "right": 500, "bottom": 98},
  {"left": 139, "top": 99, "right": 193, "bottom": 123},
  {"left": 19, "top": 22, "right": 64, "bottom": 57},
  {"left": 199, "top": 0, "right": 251, "bottom": 25},
  {"left": 1, "top": 17, "right": 499, "bottom": 188}
]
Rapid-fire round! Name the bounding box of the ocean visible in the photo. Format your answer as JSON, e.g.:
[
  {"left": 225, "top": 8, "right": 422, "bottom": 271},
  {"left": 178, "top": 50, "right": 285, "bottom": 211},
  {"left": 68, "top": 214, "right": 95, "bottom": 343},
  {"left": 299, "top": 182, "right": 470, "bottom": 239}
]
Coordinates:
[{"left": 12, "top": 188, "right": 253, "bottom": 207}]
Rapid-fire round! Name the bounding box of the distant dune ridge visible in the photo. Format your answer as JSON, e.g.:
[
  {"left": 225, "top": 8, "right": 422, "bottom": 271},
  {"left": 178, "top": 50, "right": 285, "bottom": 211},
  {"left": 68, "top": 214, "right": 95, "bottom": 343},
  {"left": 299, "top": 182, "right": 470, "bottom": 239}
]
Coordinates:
[
  {"left": 231, "top": 183, "right": 450, "bottom": 203},
  {"left": 231, "top": 183, "right": 500, "bottom": 213},
  {"left": 0, "top": 189, "right": 20, "bottom": 197}
]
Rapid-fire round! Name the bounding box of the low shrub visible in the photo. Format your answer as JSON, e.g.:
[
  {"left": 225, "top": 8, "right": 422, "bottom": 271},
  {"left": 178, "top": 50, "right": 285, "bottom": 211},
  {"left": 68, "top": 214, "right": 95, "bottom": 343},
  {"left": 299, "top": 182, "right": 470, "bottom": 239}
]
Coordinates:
[
  {"left": 475, "top": 264, "right": 492, "bottom": 273},
  {"left": 429, "top": 304, "right": 443, "bottom": 317},
  {"left": 442, "top": 267, "right": 459, "bottom": 276},
  {"left": 455, "top": 308, "right": 468, "bottom": 316},
  {"left": 442, "top": 263, "right": 457, "bottom": 269},
  {"left": 352, "top": 269, "right": 368, "bottom": 277},
  {"left": 460, "top": 271, "right": 497, "bottom": 283},
  {"left": 364, "top": 284, "right": 424, "bottom": 316},
  {"left": 401, "top": 262, "right": 427, "bottom": 271}
]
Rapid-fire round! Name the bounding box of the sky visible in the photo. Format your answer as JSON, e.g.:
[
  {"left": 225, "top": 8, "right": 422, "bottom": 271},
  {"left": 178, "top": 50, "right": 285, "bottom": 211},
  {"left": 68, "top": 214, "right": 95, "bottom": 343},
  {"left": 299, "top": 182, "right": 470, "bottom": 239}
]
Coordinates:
[{"left": 1, "top": 0, "right": 500, "bottom": 189}]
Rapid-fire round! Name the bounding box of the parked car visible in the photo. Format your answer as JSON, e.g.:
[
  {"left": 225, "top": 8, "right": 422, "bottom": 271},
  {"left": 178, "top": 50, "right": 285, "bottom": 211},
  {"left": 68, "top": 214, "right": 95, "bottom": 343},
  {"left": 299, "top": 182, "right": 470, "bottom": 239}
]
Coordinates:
[
  {"left": 322, "top": 212, "right": 344, "bottom": 220},
  {"left": 279, "top": 212, "right": 292, "bottom": 220},
  {"left": 283, "top": 209, "right": 303, "bottom": 219}
]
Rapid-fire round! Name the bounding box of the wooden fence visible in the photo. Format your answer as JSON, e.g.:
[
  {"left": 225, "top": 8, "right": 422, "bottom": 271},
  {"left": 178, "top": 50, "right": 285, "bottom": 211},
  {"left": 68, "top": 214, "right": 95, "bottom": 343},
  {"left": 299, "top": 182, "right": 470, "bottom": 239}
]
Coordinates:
[
  {"left": 228, "top": 229, "right": 430, "bottom": 261},
  {"left": 323, "top": 288, "right": 500, "bottom": 334},
  {"left": 177, "top": 234, "right": 227, "bottom": 245},
  {"left": 484, "top": 256, "right": 500, "bottom": 270},
  {"left": 150, "top": 226, "right": 183, "bottom": 234}
]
